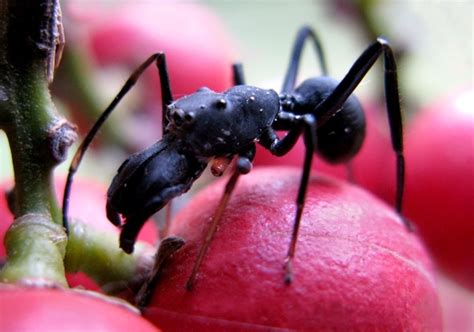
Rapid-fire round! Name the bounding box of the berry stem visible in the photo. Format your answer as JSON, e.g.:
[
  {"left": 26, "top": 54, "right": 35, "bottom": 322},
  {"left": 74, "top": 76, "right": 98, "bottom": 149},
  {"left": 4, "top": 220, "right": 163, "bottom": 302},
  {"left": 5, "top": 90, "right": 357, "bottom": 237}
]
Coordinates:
[{"left": 0, "top": 0, "right": 75, "bottom": 286}]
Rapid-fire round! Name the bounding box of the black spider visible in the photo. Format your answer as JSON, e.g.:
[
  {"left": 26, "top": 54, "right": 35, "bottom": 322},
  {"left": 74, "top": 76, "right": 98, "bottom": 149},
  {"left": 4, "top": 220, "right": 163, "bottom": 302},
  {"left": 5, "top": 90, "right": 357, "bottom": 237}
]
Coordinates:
[{"left": 63, "top": 26, "right": 409, "bottom": 290}]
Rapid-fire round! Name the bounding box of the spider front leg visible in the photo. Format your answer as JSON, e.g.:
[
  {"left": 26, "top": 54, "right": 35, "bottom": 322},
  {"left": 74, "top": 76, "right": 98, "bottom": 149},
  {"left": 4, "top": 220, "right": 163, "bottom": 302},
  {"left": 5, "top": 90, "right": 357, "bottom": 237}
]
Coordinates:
[
  {"left": 62, "top": 53, "right": 173, "bottom": 232},
  {"left": 281, "top": 25, "right": 328, "bottom": 94},
  {"left": 232, "top": 63, "right": 246, "bottom": 86},
  {"left": 260, "top": 112, "right": 317, "bottom": 283}
]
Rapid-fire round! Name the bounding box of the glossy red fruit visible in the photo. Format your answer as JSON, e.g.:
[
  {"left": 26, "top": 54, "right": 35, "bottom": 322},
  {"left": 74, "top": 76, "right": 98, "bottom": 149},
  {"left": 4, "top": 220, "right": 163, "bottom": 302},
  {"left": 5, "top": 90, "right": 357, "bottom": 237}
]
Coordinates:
[
  {"left": 253, "top": 102, "right": 397, "bottom": 205},
  {"left": 62, "top": 2, "right": 235, "bottom": 149},
  {"left": 145, "top": 167, "right": 441, "bottom": 331},
  {"left": 403, "top": 85, "right": 474, "bottom": 290},
  {"left": 0, "top": 285, "right": 160, "bottom": 332},
  {"left": 86, "top": 2, "right": 234, "bottom": 102}
]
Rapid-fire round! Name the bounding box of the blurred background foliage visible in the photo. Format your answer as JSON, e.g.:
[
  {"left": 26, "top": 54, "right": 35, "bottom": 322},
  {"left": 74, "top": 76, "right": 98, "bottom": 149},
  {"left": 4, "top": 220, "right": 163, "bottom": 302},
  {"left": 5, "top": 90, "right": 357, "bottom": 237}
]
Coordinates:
[
  {"left": 210, "top": 0, "right": 471, "bottom": 104},
  {"left": 0, "top": 0, "right": 472, "bottom": 183}
]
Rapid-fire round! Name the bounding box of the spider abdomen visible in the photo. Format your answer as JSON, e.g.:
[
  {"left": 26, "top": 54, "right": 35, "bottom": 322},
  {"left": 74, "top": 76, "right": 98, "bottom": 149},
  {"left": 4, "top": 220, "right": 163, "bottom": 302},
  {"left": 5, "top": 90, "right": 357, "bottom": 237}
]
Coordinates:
[{"left": 293, "top": 76, "right": 366, "bottom": 163}]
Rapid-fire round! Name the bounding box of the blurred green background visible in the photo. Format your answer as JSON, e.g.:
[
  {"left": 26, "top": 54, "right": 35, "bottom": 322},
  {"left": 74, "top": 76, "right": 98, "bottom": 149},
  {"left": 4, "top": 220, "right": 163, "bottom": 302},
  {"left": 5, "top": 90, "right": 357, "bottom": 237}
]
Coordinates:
[
  {"left": 1, "top": 0, "right": 472, "bottom": 182},
  {"left": 206, "top": 0, "right": 472, "bottom": 104}
]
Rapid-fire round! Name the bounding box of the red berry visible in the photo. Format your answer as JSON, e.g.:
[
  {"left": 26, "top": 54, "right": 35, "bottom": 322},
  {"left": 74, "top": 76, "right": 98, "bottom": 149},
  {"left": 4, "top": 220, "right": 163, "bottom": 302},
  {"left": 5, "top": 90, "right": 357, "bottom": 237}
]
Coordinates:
[
  {"left": 62, "top": 2, "right": 235, "bottom": 148},
  {"left": 404, "top": 85, "right": 474, "bottom": 290},
  {"left": 253, "top": 101, "right": 397, "bottom": 204},
  {"left": 0, "top": 285, "right": 160, "bottom": 332},
  {"left": 86, "top": 2, "right": 234, "bottom": 102},
  {"left": 144, "top": 167, "right": 441, "bottom": 331}
]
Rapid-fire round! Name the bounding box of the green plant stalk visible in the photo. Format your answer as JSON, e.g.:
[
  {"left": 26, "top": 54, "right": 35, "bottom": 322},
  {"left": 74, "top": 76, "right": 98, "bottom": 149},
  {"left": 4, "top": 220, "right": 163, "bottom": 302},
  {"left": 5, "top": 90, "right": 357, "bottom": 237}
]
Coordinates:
[
  {"left": 0, "top": 1, "right": 154, "bottom": 290},
  {"left": 0, "top": 214, "right": 67, "bottom": 285},
  {"left": 3, "top": 66, "right": 63, "bottom": 220},
  {"left": 0, "top": 0, "right": 73, "bottom": 285},
  {"left": 64, "top": 219, "right": 153, "bottom": 293}
]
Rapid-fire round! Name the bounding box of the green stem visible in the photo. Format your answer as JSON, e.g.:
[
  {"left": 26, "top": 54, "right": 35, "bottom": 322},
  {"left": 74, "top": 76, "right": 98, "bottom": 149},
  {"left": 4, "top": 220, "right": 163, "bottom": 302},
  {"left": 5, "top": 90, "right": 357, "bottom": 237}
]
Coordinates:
[
  {"left": 3, "top": 65, "right": 65, "bottom": 220},
  {"left": 65, "top": 219, "right": 154, "bottom": 294},
  {"left": 0, "top": 1, "right": 155, "bottom": 290},
  {"left": 0, "top": 214, "right": 67, "bottom": 286},
  {"left": 0, "top": 0, "right": 75, "bottom": 285}
]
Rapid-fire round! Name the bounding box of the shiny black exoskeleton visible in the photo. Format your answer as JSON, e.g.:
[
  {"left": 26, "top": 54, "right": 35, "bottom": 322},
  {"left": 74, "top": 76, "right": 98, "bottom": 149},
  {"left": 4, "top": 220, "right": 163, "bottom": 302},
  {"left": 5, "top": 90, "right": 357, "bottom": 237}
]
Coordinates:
[
  {"left": 63, "top": 26, "right": 407, "bottom": 288},
  {"left": 279, "top": 76, "right": 366, "bottom": 163},
  {"left": 106, "top": 85, "right": 281, "bottom": 252}
]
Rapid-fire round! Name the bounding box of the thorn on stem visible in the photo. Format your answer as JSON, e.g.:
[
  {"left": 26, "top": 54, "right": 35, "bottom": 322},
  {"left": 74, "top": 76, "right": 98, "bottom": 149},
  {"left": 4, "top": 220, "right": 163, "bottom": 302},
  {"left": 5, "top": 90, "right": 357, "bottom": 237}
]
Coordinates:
[{"left": 47, "top": 119, "right": 77, "bottom": 162}]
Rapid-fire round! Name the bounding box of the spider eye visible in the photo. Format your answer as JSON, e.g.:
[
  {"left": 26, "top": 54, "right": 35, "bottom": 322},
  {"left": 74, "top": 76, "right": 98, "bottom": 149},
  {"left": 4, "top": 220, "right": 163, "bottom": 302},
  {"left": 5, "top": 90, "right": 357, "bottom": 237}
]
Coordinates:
[
  {"left": 215, "top": 98, "right": 227, "bottom": 109},
  {"left": 184, "top": 112, "right": 195, "bottom": 122},
  {"left": 169, "top": 108, "right": 187, "bottom": 127}
]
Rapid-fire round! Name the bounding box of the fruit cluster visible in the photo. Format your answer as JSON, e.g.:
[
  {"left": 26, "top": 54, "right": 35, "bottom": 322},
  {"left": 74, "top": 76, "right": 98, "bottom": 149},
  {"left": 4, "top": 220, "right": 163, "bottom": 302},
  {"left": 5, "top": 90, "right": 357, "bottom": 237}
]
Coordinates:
[{"left": 2, "top": 2, "right": 472, "bottom": 331}]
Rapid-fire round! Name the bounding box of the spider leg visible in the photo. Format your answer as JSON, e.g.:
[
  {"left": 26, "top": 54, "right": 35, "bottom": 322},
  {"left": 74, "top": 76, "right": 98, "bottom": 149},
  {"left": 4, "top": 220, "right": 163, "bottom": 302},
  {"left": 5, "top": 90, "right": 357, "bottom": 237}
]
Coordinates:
[
  {"left": 62, "top": 53, "right": 173, "bottom": 233},
  {"left": 232, "top": 63, "right": 246, "bottom": 85},
  {"left": 315, "top": 38, "right": 409, "bottom": 228},
  {"left": 259, "top": 113, "right": 317, "bottom": 283},
  {"left": 281, "top": 26, "right": 328, "bottom": 93},
  {"left": 185, "top": 144, "right": 256, "bottom": 290}
]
